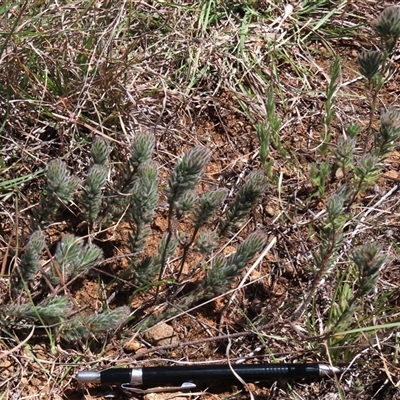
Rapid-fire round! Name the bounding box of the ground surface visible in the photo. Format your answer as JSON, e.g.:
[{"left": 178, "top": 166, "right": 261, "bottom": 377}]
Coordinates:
[{"left": 1, "top": 1, "right": 400, "bottom": 399}]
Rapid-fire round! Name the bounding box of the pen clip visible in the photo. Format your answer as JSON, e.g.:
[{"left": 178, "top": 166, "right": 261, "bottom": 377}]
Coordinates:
[{"left": 121, "top": 382, "right": 196, "bottom": 395}]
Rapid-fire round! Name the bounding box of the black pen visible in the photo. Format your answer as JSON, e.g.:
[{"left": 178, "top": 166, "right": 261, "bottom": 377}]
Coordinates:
[{"left": 77, "top": 363, "right": 341, "bottom": 386}]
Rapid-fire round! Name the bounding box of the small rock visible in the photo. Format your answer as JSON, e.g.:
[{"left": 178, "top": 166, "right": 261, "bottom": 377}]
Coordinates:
[
  {"left": 335, "top": 167, "right": 344, "bottom": 179},
  {"left": 124, "top": 339, "right": 143, "bottom": 353},
  {"left": 143, "top": 323, "right": 179, "bottom": 346}
]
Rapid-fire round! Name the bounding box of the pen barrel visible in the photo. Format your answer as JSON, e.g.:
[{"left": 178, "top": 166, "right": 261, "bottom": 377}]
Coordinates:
[
  {"left": 142, "top": 363, "right": 321, "bottom": 385},
  {"left": 101, "top": 368, "right": 133, "bottom": 384}
]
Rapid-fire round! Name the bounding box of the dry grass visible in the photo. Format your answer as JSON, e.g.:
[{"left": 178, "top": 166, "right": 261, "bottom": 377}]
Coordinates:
[{"left": 1, "top": 1, "right": 400, "bottom": 399}]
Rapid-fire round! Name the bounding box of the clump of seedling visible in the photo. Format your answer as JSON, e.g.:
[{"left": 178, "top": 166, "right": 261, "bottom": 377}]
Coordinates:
[{"left": 4, "top": 133, "right": 268, "bottom": 342}]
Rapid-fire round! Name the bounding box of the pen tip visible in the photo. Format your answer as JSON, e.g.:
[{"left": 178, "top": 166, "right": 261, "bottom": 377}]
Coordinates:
[
  {"left": 318, "top": 364, "right": 342, "bottom": 376},
  {"left": 77, "top": 371, "right": 101, "bottom": 383}
]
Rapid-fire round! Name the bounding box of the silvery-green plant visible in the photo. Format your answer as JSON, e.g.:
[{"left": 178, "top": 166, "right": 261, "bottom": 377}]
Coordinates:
[
  {"left": 33, "top": 159, "right": 80, "bottom": 228},
  {"left": 5, "top": 230, "right": 109, "bottom": 342},
  {"left": 197, "top": 230, "right": 219, "bottom": 256},
  {"left": 194, "top": 189, "right": 228, "bottom": 230},
  {"left": 154, "top": 146, "right": 211, "bottom": 298},
  {"left": 303, "top": 108, "right": 400, "bottom": 321},
  {"left": 175, "top": 188, "right": 227, "bottom": 280},
  {"left": 82, "top": 137, "right": 110, "bottom": 225},
  {"left": 82, "top": 164, "right": 108, "bottom": 225},
  {"left": 353, "top": 154, "right": 380, "bottom": 194},
  {"left": 135, "top": 231, "right": 267, "bottom": 331},
  {"left": 130, "top": 233, "right": 178, "bottom": 287},
  {"left": 333, "top": 124, "right": 360, "bottom": 174},
  {"left": 61, "top": 305, "right": 130, "bottom": 342},
  {"left": 2, "top": 296, "right": 70, "bottom": 327},
  {"left": 45, "top": 159, "right": 80, "bottom": 204},
  {"left": 175, "top": 190, "right": 198, "bottom": 220},
  {"left": 1, "top": 296, "right": 129, "bottom": 342},
  {"left": 90, "top": 136, "right": 110, "bottom": 166},
  {"left": 118, "top": 132, "right": 154, "bottom": 196},
  {"left": 10, "top": 230, "right": 45, "bottom": 293},
  {"left": 292, "top": 188, "right": 350, "bottom": 320},
  {"left": 374, "top": 109, "right": 400, "bottom": 158},
  {"left": 347, "top": 110, "right": 400, "bottom": 206},
  {"left": 219, "top": 170, "right": 268, "bottom": 235},
  {"left": 127, "top": 160, "right": 159, "bottom": 254},
  {"left": 358, "top": 7, "right": 400, "bottom": 150},
  {"left": 358, "top": 50, "right": 382, "bottom": 81},
  {"left": 166, "top": 146, "right": 211, "bottom": 206},
  {"left": 333, "top": 136, "right": 357, "bottom": 181},
  {"left": 49, "top": 234, "right": 103, "bottom": 285},
  {"left": 201, "top": 231, "right": 267, "bottom": 297},
  {"left": 105, "top": 132, "right": 155, "bottom": 224},
  {"left": 327, "top": 244, "right": 386, "bottom": 335},
  {"left": 309, "top": 6, "right": 400, "bottom": 203},
  {"left": 118, "top": 142, "right": 268, "bottom": 307},
  {"left": 352, "top": 244, "right": 386, "bottom": 296},
  {"left": 9, "top": 133, "right": 270, "bottom": 342},
  {"left": 373, "top": 5, "right": 400, "bottom": 53}
]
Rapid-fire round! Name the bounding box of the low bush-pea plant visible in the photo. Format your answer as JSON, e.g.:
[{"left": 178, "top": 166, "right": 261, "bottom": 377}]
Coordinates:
[
  {"left": 81, "top": 137, "right": 110, "bottom": 227},
  {"left": 286, "top": 7, "right": 400, "bottom": 355},
  {"left": 4, "top": 133, "right": 268, "bottom": 342},
  {"left": 10, "top": 230, "right": 46, "bottom": 293},
  {"left": 4, "top": 229, "right": 129, "bottom": 343},
  {"left": 32, "top": 159, "right": 80, "bottom": 229},
  {"left": 295, "top": 107, "right": 400, "bottom": 363}
]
